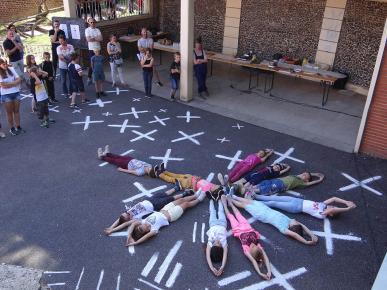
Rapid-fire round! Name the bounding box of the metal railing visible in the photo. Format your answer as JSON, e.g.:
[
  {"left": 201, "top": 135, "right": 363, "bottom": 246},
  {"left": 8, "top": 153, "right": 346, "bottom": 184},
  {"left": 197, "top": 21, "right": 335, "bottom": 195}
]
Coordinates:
[{"left": 75, "top": 0, "right": 151, "bottom": 21}]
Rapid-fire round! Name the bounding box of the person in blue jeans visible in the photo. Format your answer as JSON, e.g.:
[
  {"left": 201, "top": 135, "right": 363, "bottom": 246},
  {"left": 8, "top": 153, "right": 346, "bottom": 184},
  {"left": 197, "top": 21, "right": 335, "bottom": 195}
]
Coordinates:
[
  {"left": 169, "top": 52, "right": 180, "bottom": 101},
  {"left": 229, "top": 195, "right": 318, "bottom": 245},
  {"left": 56, "top": 36, "right": 74, "bottom": 97},
  {"left": 193, "top": 37, "right": 209, "bottom": 99},
  {"left": 141, "top": 48, "right": 154, "bottom": 97},
  {"left": 206, "top": 199, "right": 228, "bottom": 277}
]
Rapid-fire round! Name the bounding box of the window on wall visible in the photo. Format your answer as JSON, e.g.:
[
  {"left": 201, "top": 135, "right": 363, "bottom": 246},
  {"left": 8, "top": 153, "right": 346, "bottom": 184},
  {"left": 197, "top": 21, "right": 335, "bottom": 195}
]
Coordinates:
[{"left": 76, "top": 0, "right": 151, "bottom": 21}]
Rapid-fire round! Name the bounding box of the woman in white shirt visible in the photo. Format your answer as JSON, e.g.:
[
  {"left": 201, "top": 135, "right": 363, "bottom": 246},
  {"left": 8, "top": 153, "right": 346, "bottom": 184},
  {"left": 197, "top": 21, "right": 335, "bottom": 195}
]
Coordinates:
[
  {"left": 0, "top": 58, "right": 24, "bottom": 136},
  {"left": 107, "top": 33, "right": 126, "bottom": 87},
  {"left": 255, "top": 195, "right": 356, "bottom": 219}
]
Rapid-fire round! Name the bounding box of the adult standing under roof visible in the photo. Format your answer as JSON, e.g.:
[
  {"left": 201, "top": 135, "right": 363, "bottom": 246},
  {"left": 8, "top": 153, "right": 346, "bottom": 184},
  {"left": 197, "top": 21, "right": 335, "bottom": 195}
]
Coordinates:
[
  {"left": 137, "top": 27, "right": 163, "bottom": 87},
  {"left": 2, "top": 30, "right": 25, "bottom": 83},
  {"left": 49, "top": 19, "right": 66, "bottom": 78},
  {"left": 56, "top": 36, "right": 74, "bottom": 97},
  {"left": 85, "top": 17, "right": 103, "bottom": 85},
  {"left": 193, "top": 37, "right": 209, "bottom": 99}
]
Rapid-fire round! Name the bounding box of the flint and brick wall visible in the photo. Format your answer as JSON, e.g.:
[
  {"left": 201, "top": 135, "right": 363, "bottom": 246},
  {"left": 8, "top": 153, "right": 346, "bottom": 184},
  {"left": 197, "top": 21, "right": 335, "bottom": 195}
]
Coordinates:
[
  {"left": 360, "top": 46, "right": 387, "bottom": 159},
  {"left": 333, "top": 0, "right": 387, "bottom": 88},
  {"left": 0, "top": 0, "right": 63, "bottom": 24}
]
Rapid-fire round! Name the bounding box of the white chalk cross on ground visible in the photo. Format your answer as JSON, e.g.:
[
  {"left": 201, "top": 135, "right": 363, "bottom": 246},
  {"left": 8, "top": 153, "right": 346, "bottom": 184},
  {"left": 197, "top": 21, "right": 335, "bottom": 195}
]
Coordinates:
[
  {"left": 71, "top": 116, "right": 104, "bottom": 131},
  {"left": 99, "top": 149, "right": 134, "bottom": 167},
  {"left": 119, "top": 107, "right": 149, "bottom": 119},
  {"left": 132, "top": 98, "right": 141, "bottom": 102},
  {"left": 130, "top": 129, "right": 158, "bottom": 142},
  {"left": 108, "top": 119, "right": 141, "bottom": 133},
  {"left": 102, "top": 112, "right": 113, "bottom": 116},
  {"left": 139, "top": 240, "right": 183, "bottom": 289},
  {"left": 89, "top": 99, "right": 113, "bottom": 108},
  {"left": 339, "top": 172, "right": 383, "bottom": 196},
  {"left": 176, "top": 111, "right": 201, "bottom": 123},
  {"left": 171, "top": 131, "right": 205, "bottom": 145},
  {"left": 43, "top": 271, "right": 71, "bottom": 287},
  {"left": 72, "top": 109, "right": 82, "bottom": 113},
  {"left": 312, "top": 218, "right": 362, "bottom": 256},
  {"left": 149, "top": 149, "right": 184, "bottom": 168},
  {"left": 149, "top": 115, "right": 171, "bottom": 126},
  {"left": 122, "top": 182, "right": 167, "bottom": 203},
  {"left": 159, "top": 109, "right": 167, "bottom": 113},
  {"left": 49, "top": 106, "right": 60, "bottom": 113},
  {"left": 217, "top": 137, "right": 230, "bottom": 143},
  {"left": 192, "top": 222, "right": 206, "bottom": 243},
  {"left": 237, "top": 264, "right": 308, "bottom": 290},
  {"left": 272, "top": 147, "right": 305, "bottom": 164},
  {"left": 20, "top": 93, "right": 34, "bottom": 100},
  {"left": 215, "top": 150, "right": 243, "bottom": 170},
  {"left": 232, "top": 123, "right": 244, "bottom": 129}
]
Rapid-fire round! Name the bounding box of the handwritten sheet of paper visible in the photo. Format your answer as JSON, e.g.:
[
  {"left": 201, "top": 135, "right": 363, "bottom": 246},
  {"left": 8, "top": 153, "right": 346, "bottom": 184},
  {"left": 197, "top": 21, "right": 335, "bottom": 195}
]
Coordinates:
[
  {"left": 59, "top": 24, "right": 68, "bottom": 39},
  {"left": 70, "top": 24, "right": 81, "bottom": 40}
]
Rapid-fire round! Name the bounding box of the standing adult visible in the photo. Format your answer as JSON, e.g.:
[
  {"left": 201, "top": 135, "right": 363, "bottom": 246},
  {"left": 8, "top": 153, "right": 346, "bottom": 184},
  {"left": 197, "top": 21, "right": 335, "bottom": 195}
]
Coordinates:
[
  {"left": 2, "top": 30, "right": 24, "bottom": 83},
  {"left": 137, "top": 27, "right": 163, "bottom": 86},
  {"left": 49, "top": 19, "right": 66, "bottom": 78},
  {"left": 193, "top": 37, "right": 209, "bottom": 98},
  {"left": 107, "top": 33, "right": 126, "bottom": 87},
  {"left": 85, "top": 17, "right": 102, "bottom": 85},
  {"left": 0, "top": 58, "right": 24, "bottom": 135},
  {"left": 56, "top": 36, "right": 74, "bottom": 97}
]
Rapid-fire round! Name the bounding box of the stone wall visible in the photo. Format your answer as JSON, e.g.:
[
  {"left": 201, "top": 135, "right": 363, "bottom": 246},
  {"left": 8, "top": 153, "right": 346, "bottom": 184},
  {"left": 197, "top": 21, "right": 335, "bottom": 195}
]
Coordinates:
[
  {"left": 334, "top": 0, "right": 387, "bottom": 88},
  {"left": 0, "top": 0, "right": 63, "bottom": 24},
  {"left": 159, "top": 0, "right": 226, "bottom": 52},
  {"left": 238, "top": 0, "right": 326, "bottom": 61}
]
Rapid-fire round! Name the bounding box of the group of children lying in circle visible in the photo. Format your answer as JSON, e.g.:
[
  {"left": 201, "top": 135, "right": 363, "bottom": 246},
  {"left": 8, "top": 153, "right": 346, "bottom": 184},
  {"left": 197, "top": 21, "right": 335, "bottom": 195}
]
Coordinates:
[{"left": 98, "top": 146, "right": 356, "bottom": 280}]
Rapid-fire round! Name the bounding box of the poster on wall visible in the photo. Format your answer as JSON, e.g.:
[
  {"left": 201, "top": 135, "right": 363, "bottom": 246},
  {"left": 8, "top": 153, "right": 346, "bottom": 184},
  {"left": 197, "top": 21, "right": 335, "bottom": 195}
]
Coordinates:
[
  {"left": 70, "top": 24, "right": 81, "bottom": 40},
  {"left": 59, "top": 23, "right": 68, "bottom": 39}
]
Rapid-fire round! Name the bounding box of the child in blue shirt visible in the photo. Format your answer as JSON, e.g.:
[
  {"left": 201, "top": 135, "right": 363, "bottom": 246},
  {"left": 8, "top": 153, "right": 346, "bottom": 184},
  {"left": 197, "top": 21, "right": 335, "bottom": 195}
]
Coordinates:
[{"left": 91, "top": 49, "right": 106, "bottom": 99}]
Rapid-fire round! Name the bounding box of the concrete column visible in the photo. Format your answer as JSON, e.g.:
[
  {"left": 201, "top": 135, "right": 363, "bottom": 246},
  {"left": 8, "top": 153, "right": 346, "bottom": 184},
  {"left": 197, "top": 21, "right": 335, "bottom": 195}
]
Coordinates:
[
  {"left": 222, "top": 0, "right": 242, "bottom": 55},
  {"left": 63, "top": 0, "right": 77, "bottom": 18},
  {"left": 179, "top": 0, "right": 194, "bottom": 102},
  {"left": 315, "top": 0, "right": 347, "bottom": 68}
]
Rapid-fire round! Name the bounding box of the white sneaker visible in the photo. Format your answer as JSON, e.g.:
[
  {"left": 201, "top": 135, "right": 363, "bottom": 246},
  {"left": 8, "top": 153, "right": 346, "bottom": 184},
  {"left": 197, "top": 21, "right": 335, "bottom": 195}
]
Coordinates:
[
  {"left": 0, "top": 131, "right": 5, "bottom": 138},
  {"left": 97, "top": 148, "right": 103, "bottom": 159},
  {"left": 104, "top": 145, "right": 110, "bottom": 155},
  {"left": 217, "top": 173, "right": 225, "bottom": 185}
]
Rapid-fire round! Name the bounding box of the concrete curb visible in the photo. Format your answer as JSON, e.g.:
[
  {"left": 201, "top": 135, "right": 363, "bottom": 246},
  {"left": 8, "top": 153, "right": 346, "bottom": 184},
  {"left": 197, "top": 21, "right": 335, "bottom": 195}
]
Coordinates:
[{"left": 0, "top": 264, "right": 50, "bottom": 290}]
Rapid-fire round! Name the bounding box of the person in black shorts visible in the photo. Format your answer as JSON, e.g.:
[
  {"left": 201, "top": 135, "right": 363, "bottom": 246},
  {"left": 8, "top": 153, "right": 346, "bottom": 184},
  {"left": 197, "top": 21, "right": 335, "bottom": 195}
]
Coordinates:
[{"left": 68, "top": 52, "right": 89, "bottom": 108}]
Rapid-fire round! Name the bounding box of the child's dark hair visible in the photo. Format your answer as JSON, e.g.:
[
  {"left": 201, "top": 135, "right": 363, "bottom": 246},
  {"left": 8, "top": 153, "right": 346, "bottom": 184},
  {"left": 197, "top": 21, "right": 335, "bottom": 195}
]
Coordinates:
[
  {"left": 26, "top": 55, "right": 36, "bottom": 68},
  {"left": 43, "top": 51, "right": 51, "bottom": 57},
  {"left": 58, "top": 34, "right": 66, "bottom": 41},
  {"left": 132, "top": 225, "right": 145, "bottom": 241},
  {"left": 210, "top": 245, "right": 223, "bottom": 263},
  {"left": 289, "top": 224, "right": 307, "bottom": 239},
  {"left": 174, "top": 52, "right": 181, "bottom": 57},
  {"left": 110, "top": 33, "right": 117, "bottom": 39},
  {"left": 71, "top": 52, "right": 79, "bottom": 61}
]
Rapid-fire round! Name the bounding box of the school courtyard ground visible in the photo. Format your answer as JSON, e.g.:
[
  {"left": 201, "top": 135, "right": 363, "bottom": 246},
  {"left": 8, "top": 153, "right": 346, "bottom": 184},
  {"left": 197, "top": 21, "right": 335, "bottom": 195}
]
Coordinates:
[{"left": 0, "top": 79, "right": 387, "bottom": 290}]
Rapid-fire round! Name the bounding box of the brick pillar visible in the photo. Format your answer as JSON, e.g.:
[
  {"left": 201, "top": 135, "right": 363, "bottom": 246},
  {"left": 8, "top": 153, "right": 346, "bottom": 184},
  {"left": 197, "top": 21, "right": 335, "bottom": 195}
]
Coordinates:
[{"left": 222, "top": 0, "right": 242, "bottom": 56}]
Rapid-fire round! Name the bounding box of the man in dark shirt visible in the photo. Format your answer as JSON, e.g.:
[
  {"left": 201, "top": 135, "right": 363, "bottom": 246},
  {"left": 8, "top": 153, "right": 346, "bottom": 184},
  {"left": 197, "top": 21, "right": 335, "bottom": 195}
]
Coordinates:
[
  {"left": 3, "top": 30, "right": 24, "bottom": 80},
  {"left": 48, "top": 19, "right": 66, "bottom": 77}
]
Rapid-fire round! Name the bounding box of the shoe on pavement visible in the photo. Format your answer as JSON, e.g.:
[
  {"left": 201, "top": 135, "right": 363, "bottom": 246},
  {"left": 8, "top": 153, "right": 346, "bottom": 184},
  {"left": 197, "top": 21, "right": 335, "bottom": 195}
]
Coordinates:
[{"left": 97, "top": 148, "right": 104, "bottom": 159}]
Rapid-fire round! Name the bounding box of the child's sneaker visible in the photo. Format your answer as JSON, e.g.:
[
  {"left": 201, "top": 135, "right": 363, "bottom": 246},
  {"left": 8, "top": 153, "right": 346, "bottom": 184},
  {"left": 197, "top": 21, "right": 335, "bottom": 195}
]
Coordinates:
[
  {"left": 82, "top": 98, "right": 90, "bottom": 104},
  {"left": 103, "top": 145, "right": 110, "bottom": 155},
  {"left": 97, "top": 147, "right": 104, "bottom": 159},
  {"left": 0, "top": 131, "right": 6, "bottom": 138},
  {"left": 174, "top": 179, "right": 182, "bottom": 191},
  {"left": 69, "top": 103, "right": 79, "bottom": 109},
  {"left": 156, "top": 81, "right": 163, "bottom": 87},
  {"left": 182, "top": 189, "right": 195, "bottom": 197},
  {"left": 40, "top": 120, "right": 49, "bottom": 128},
  {"left": 160, "top": 162, "right": 165, "bottom": 172},
  {"left": 217, "top": 173, "right": 225, "bottom": 186},
  {"left": 9, "top": 127, "right": 17, "bottom": 136},
  {"left": 16, "top": 126, "right": 26, "bottom": 134}
]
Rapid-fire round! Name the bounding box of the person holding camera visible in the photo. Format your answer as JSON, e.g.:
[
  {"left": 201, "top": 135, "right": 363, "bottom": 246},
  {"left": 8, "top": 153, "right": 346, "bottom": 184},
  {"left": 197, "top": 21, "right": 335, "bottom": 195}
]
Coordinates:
[
  {"left": 56, "top": 35, "right": 74, "bottom": 97},
  {"left": 107, "top": 33, "right": 126, "bottom": 87}
]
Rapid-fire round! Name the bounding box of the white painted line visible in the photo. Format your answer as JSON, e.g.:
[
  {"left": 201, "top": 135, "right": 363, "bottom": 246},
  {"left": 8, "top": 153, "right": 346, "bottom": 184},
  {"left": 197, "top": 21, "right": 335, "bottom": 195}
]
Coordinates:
[
  {"left": 110, "top": 231, "right": 128, "bottom": 237},
  {"left": 218, "top": 271, "right": 251, "bottom": 287},
  {"left": 239, "top": 264, "right": 307, "bottom": 290},
  {"left": 339, "top": 173, "right": 383, "bottom": 196},
  {"left": 47, "top": 283, "right": 66, "bottom": 286},
  {"left": 89, "top": 99, "right": 112, "bottom": 107},
  {"left": 154, "top": 240, "right": 183, "bottom": 284},
  {"left": 142, "top": 252, "right": 159, "bottom": 277},
  {"left": 192, "top": 222, "right": 197, "bottom": 243},
  {"left": 133, "top": 97, "right": 141, "bottom": 101},
  {"left": 171, "top": 131, "right": 204, "bottom": 145},
  {"left": 96, "top": 270, "right": 104, "bottom": 290},
  {"left": 201, "top": 223, "right": 206, "bottom": 243},
  {"left": 215, "top": 150, "right": 243, "bottom": 170},
  {"left": 108, "top": 119, "right": 141, "bottom": 133},
  {"left": 20, "top": 93, "right": 33, "bottom": 100},
  {"left": 119, "top": 107, "right": 149, "bottom": 119},
  {"left": 272, "top": 147, "right": 305, "bottom": 164},
  {"left": 49, "top": 106, "right": 60, "bottom": 113},
  {"left": 99, "top": 149, "right": 134, "bottom": 167},
  {"left": 138, "top": 278, "right": 164, "bottom": 290},
  {"left": 149, "top": 115, "right": 170, "bottom": 126},
  {"left": 116, "top": 273, "right": 121, "bottom": 290},
  {"left": 105, "top": 90, "right": 129, "bottom": 93},
  {"left": 165, "top": 262, "right": 183, "bottom": 288},
  {"left": 130, "top": 129, "right": 158, "bottom": 142},
  {"left": 312, "top": 218, "right": 362, "bottom": 256},
  {"left": 176, "top": 111, "right": 201, "bottom": 123},
  {"left": 217, "top": 137, "right": 230, "bottom": 143},
  {"left": 159, "top": 109, "right": 167, "bottom": 113},
  {"left": 206, "top": 172, "right": 215, "bottom": 182},
  {"left": 102, "top": 112, "right": 113, "bottom": 116},
  {"left": 72, "top": 109, "right": 82, "bottom": 114},
  {"left": 75, "top": 267, "right": 85, "bottom": 290},
  {"left": 72, "top": 116, "right": 104, "bottom": 131},
  {"left": 44, "top": 271, "right": 71, "bottom": 274},
  {"left": 149, "top": 149, "right": 184, "bottom": 168},
  {"left": 122, "top": 182, "right": 167, "bottom": 203},
  {"left": 128, "top": 245, "right": 135, "bottom": 255},
  {"left": 232, "top": 123, "right": 244, "bottom": 129}
]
